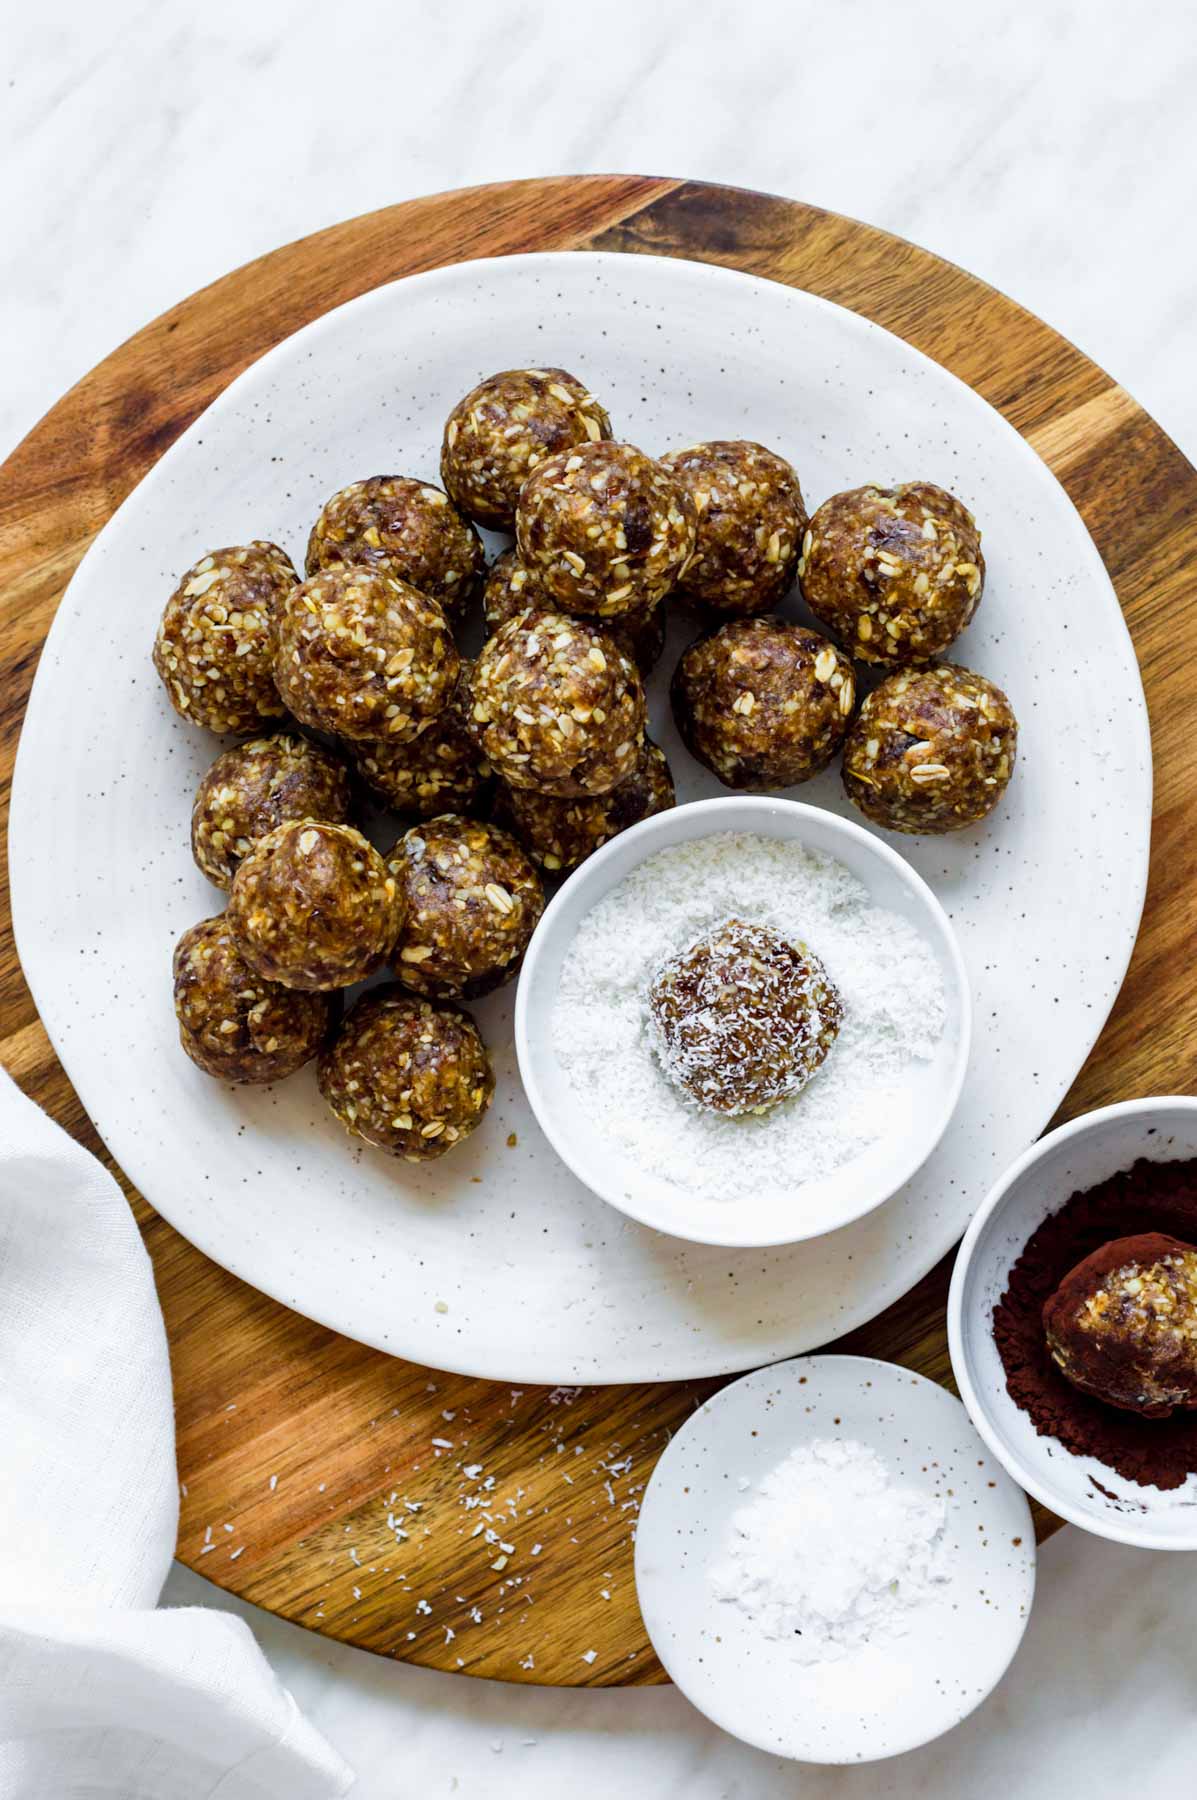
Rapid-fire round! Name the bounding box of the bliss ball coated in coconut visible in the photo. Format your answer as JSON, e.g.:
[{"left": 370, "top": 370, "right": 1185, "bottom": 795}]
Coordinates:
[
  {"left": 441, "top": 367, "right": 613, "bottom": 529},
  {"left": 191, "top": 732, "right": 351, "bottom": 890},
  {"left": 842, "top": 663, "right": 1017, "bottom": 834},
  {"left": 483, "top": 549, "right": 665, "bottom": 676},
  {"left": 389, "top": 815, "right": 544, "bottom": 998},
  {"left": 516, "top": 441, "right": 696, "bottom": 618},
  {"left": 228, "top": 819, "right": 403, "bottom": 990},
  {"left": 173, "top": 915, "right": 334, "bottom": 1083},
  {"left": 799, "top": 482, "right": 984, "bottom": 666},
  {"left": 672, "top": 617, "right": 856, "bottom": 790},
  {"left": 648, "top": 918, "right": 842, "bottom": 1116},
  {"left": 319, "top": 985, "right": 494, "bottom": 1161},
  {"left": 305, "top": 475, "right": 484, "bottom": 619},
  {"left": 1044, "top": 1233, "right": 1197, "bottom": 1418},
  {"left": 349, "top": 661, "right": 491, "bottom": 821},
  {"left": 275, "top": 565, "right": 458, "bottom": 744},
  {"left": 661, "top": 440, "right": 808, "bottom": 617},
  {"left": 468, "top": 608, "right": 646, "bottom": 798},
  {"left": 153, "top": 541, "right": 297, "bottom": 734},
  {"left": 495, "top": 736, "right": 675, "bottom": 874}
]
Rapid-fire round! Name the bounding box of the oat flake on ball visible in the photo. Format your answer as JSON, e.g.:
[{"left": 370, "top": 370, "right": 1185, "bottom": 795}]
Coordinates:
[
  {"left": 516, "top": 440, "right": 696, "bottom": 618},
  {"left": 153, "top": 541, "right": 297, "bottom": 734},
  {"left": 305, "top": 475, "right": 484, "bottom": 619},
  {"left": 173, "top": 915, "right": 334, "bottom": 1084},
  {"left": 662, "top": 440, "right": 808, "bottom": 617},
  {"left": 441, "top": 367, "right": 612, "bottom": 530},
  {"left": 191, "top": 732, "right": 351, "bottom": 890}
]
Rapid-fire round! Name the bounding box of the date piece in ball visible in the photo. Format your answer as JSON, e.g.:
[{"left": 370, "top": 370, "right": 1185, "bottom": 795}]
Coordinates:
[
  {"left": 483, "top": 549, "right": 665, "bottom": 677},
  {"left": 799, "top": 482, "right": 983, "bottom": 667},
  {"left": 662, "top": 440, "right": 807, "bottom": 617},
  {"left": 153, "top": 541, "right": 297, "bottom": 734},
  {"left": 389, "top": 815, "right": 544, "bottom": 999},
  {"left": 349, "top": 661, "right": 492, "bottom": 822},
  {"left": 842, "top": 664, "right": 1017, "bottom": 834},
  {"left": 1043, "top": 1233, "right": 1197, "bottom": 1417},
  {"left": 441, "top": 367, "right": 612, "bottom": 530},
  {"left": 173, "top": 915, "right": 334, "bottom": 1083},
  {"left": 648, "top": 918, "right": 842, "bottom": 1117},
  {"left": 275, "top": 566, "right": 458, "bottom": 744},
  {"left": 319, "top": 985, "right": 494, "bottom": 1161},
  {"left": 305, "top": 475, "right": 484, "bottom": 619},
  {"left": 672, "top": 617, "right": 855, "bottom": 790},
  {"left": 517, "top": 441, "right": 696, "bottom": 618},
  {"left": 495, "top": 736, "right": 675, "bottom": 873},
  {"left": 228, "top": 819, "right": 403, "bottom": 991},
  {"left": 191, "top": 732, "right": 351, "bottom": 890},
  {"left": 468, "top": 608, "right": 645, "bottom": 798}
]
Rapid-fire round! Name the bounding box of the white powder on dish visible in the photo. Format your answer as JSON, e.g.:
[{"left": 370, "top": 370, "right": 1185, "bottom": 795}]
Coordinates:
[
  {"left": 550, "top": 832, "right": 947, "bottom": 1202},
  {"left": 709, "top": 1438, "right": 951, "bottom": 1664}
]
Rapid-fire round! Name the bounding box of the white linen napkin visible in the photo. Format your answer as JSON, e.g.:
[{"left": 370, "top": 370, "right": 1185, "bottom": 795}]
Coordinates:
[{"left": 0, "top": 1067, "right": 353, "bottom": 1798}]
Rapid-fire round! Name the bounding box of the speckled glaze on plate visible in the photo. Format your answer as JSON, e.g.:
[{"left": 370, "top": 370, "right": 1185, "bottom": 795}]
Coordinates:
[
  {"left": 9, "top": 252, "right": 1150, "bottom": 1382},
  {"left": 635, "top": 1356, "right": 1035, "bottom": 1763}
]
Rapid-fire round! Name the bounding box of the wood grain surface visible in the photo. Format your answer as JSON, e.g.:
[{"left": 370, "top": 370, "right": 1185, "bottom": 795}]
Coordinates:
[{"left": 2, "top": 176, "right": 1195, "bottom": 1688}]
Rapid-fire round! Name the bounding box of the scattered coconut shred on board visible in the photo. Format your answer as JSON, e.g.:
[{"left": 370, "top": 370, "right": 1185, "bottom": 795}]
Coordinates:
[
  {"left": 551, "top": 832, "right": 947, "bottom": 1202},
  {"left": 710, "top": 1438, "right": 951, "bottom": 1664}
]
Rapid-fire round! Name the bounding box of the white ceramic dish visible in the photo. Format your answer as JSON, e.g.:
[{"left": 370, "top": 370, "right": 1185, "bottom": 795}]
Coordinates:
[
  {"left": 949, "top": 1096, "right": 1197, "bottom": 1550},
  {"left": 516, "top": 795, "right": 970, "bottom": 1247},
  {"left": 635, "top": 1355, "right": 1035, "bottom": 1763},
  {"left": 9, "top": 250, "right": 1151, "bottom": 1382}
]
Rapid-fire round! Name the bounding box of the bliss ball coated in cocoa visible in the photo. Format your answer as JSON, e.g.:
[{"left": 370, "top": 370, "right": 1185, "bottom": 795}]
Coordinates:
[
  {"left": 672, "top": 617, "right": 856, "bottom": 790},
  {"left": 319, "top": 985, "right": 494, "bottom": 1161},
  {"left": 1043, "top": 1233, "right": 1197, "bottom": 1418},
  {"left": 228, "top": 819, "right": 403, "bottom": 990},
  {"left": 389, "top": 815, "right": 544, "bottom": 998},
  {"left": 516, "top": 441, "right": 696, "bottom": 618},
  {"left": 842, "top": 663, "right": 1017, "bottom": 834},
  {"left": 153, "top": 541, "right": 297, "bottom": 734},
  {"left": 275, "top": 566, "right": 458, "bottom": 744},
  {"left": 349, "top": 661, "right": 491, "bottom": 821},
  {"left": 483, "top": 549, "right": 665, "bottom": 676},
  {"left": 799, "top": 482, "right": 984, "bottom": 667},
  {"left": 173, "top": 915, "right": 334, "bottom": 1083},
  {"left": 661, "top": 441, "right": 807, "bottom": 617},
  {"left": 468, "top": 608, "right": 646, "bottom": 797},
  {"left": 495, "top": 736, "right": 675, "bottom": 874},
  {"left": 191, "top": 733, "right": 351, "bottom": 890},
  {"left": 305, "top": 475, "right": 484, "bottom": 619},
  {"left": 648, "top": 918, "right": 842, "bottom": 1117},
  {"left": 441, "top": 367, "right": 613, "bottom": 530}
]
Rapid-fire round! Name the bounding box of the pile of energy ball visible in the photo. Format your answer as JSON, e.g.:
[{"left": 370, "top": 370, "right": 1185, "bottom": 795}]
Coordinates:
[{"left": 154, "top": 365, "right": 1017, "bottom": 1165}]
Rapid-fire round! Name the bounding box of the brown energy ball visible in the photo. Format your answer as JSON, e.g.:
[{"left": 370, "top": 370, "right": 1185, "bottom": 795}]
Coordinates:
[
  {"left": 1043, "top": 1233, "right": 1197, "bottom": 1418},
  {"left": 495, "top": 737, "right": 675, "bottom": 873},
  {"left": 648, "top": 918, "right": 842, "bottom": 1117},
  {"left": 516, "top": 441, "right": 696, "bottom": 618},
  {"left": 173, "top": 915, "right": 333, "bottom": 1083},
  {"left": 468, "top": 608, "right": 646, "bottom": 798},
  {"left": 799, "top": 482, "right": 984, "bottom": 667},
  {"left": 482, "top": 549, "right": 665, "bottom": 676},
  {"left": 388, "top": 815, "right": 544, "bottom": 998},
  {"left": 228, "top": 819, "right": 403, "bottom": 990},
  {"left": 319, "top": 985, "right": 494, "bottom": 1161},
  {"left": 153, "top": 541, "right": 297, "bottom": 734},
  {"left": 842, "top": 663, "right": 1017, "bottom": 834},
  {"left": 305, "top": 475, "right": 484, "bottom": 619},
  {"left": 672, "top": 617, "right": 856, "bottom": 790},
  {"left": 441, "top": 367, "right": 613, "bottom": 529},
  {"left": 191, "top": 733, "right": 351, "bottom": 890},
  {"left": 349, "top": 661, "right": 491, "bottom": 821},
  {"left": 661, "top": 441, "right": 807, "bottom": 617},
  {"left": 275, "top": 565, "right": 458, "bottom": 744}
]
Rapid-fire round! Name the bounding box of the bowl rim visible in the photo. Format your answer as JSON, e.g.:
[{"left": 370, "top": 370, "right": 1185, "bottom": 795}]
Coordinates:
[
  {"left": 514, "top": 793, "right": 973, "bottom": 1249},
  {"left": 947, "top": 1094, "right": 1197, "bottom": 1550}
]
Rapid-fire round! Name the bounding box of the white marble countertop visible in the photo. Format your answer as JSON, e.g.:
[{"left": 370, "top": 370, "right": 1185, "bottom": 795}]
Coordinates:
[{"left": 5, "top": 1, "right": 1197, "bottom": 1793}]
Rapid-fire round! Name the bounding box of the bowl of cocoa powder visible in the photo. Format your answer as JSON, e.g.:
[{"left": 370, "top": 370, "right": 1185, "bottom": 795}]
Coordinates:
[{"left": 948, "top": 1096, "right": 1197, "bottom": 1548}]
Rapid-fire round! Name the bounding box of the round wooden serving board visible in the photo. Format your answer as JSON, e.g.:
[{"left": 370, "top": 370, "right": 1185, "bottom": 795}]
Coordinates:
[{"left": 2, "top": 177, "right": 1195, "bottom": 1687}]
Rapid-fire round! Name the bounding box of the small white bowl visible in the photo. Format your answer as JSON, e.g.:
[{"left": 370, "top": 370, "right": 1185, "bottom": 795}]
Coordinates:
[
  {"left": 515, "top": 795, "right": 971, "bottom": 1248},
  {"left": 949, "top": 1096, "right": 1197, "bottom": 1550}
]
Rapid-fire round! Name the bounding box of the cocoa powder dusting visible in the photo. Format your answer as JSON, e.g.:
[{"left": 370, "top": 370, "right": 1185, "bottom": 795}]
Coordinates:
[{"left": 993, "top": 1154, "right": 1197, "bottom": 1490}]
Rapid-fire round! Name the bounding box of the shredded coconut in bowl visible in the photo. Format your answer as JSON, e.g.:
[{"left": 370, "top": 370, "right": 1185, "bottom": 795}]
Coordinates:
[{"left": 550, "top": 831, "right": 947, "bottom": 1204}]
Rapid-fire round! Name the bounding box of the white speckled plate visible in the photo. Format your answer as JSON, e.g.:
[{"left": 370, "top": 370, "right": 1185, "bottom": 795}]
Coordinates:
[
  {"left": 635, "top": 1356, "right": 1035, "bottom": 1763},
  {"left": 9, "top": 252, "right": 1150, "bottom": 1382}
]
